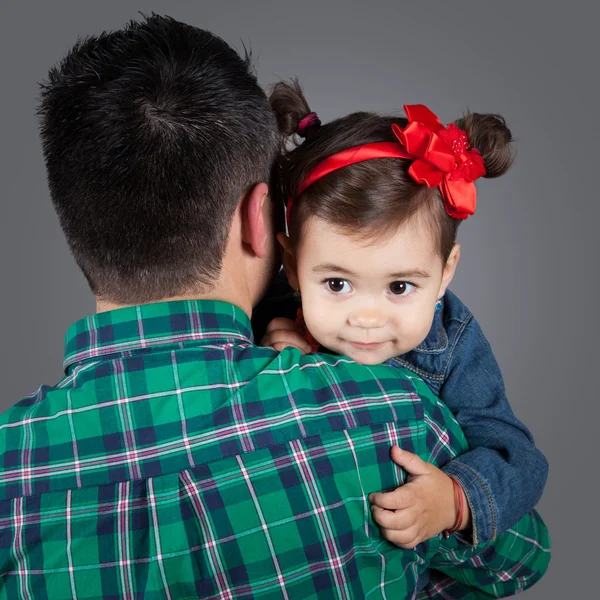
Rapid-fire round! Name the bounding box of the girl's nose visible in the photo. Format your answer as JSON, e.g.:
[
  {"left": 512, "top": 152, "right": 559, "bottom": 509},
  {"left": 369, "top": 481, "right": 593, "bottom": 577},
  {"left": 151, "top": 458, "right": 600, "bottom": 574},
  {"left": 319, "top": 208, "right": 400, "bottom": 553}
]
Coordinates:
[{"left": 348, "top": 308, "right": 387, "bottom": 329}]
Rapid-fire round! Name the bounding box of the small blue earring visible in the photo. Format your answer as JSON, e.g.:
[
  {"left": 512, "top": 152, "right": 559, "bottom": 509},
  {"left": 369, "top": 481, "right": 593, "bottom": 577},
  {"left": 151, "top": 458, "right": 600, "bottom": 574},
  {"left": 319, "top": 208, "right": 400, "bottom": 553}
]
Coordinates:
[
  {"left": 435, "top": 299, "right": 442, "bottom": 312},
  {"left": 294, "top": 290, "right": 302, "bottom": 303}
]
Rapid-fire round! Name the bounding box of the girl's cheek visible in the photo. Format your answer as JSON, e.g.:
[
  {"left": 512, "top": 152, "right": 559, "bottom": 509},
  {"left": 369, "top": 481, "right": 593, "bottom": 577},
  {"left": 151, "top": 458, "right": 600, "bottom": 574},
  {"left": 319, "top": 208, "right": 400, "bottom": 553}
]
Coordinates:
[
  {"left": 404, "top": 312, "right": 436, "bottom": 346},
  {"left": 304, "top": 294, "right": 340, "bottom": 333}
]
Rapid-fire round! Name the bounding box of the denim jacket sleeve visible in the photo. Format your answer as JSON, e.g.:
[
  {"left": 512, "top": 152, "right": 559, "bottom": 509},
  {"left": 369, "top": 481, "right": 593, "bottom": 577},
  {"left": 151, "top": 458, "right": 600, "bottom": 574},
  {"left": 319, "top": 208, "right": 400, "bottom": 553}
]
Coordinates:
[{"left": 392, "top": 291, "right": 548, "bottom": 546}]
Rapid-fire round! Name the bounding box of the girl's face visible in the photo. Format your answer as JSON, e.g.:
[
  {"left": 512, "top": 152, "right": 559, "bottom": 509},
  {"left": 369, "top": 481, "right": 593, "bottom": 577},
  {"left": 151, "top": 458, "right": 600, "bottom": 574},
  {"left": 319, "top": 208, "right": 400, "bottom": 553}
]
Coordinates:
[{"left": 283, "top": 215, "right": 459, "bottom": 365}]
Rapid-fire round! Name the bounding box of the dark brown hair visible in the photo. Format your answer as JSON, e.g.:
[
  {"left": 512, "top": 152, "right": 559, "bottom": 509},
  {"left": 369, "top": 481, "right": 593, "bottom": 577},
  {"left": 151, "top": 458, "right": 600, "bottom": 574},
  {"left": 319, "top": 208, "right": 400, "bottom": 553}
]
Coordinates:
[
  {"left": 39, "top": 15, "right": 278, "bottom": 304},
  {"left": 270, "top": 79, "right": 514, "bottom": 261}
]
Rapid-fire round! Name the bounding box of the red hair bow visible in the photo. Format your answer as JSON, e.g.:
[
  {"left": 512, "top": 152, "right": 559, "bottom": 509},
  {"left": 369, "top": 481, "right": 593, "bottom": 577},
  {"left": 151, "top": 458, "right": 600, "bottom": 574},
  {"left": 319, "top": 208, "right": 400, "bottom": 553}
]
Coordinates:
[
  {"left": 392, "top": 105, "right": 486, "bottom": 219},
  {"left": 288, "top": 104, "right": 486, "bottom": 227}
]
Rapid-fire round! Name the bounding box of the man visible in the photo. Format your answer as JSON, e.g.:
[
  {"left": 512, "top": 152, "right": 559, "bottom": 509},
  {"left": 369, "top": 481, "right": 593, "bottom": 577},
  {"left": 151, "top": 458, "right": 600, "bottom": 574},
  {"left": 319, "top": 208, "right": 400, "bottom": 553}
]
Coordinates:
[{"left": 0, "top": 15, "right": 548, "bottom": 599}]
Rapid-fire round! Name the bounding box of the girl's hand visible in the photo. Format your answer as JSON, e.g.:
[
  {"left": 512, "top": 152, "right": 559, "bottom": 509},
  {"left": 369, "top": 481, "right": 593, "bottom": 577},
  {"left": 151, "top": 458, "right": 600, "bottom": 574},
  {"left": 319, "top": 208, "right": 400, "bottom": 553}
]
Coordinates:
[
  {"left": 260, "top": 318, "right": 313, "bottom": 354},
  {"left": 368, "top": 446, "right": 471, "bottom": 548}
]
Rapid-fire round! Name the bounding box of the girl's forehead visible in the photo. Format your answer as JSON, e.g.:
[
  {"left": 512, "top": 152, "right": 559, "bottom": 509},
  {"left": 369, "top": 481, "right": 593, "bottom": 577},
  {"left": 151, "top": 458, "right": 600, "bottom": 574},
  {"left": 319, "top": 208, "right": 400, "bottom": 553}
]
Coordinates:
[{"left": 298, "top": 216, "right": 440, "bottom": 267}]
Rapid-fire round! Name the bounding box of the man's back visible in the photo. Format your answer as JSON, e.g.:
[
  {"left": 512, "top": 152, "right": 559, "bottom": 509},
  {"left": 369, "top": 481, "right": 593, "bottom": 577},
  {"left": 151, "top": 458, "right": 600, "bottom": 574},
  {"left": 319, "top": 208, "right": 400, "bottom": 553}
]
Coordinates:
[{"left": 0, "top": 299, "right": 473, "bottom": 599}]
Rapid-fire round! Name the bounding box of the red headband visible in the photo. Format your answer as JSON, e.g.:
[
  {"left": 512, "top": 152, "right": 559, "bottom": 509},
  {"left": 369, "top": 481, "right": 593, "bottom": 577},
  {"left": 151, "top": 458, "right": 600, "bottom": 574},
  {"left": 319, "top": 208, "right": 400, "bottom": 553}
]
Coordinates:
[{"left": 286, "top": 104, "right": 486, "bottom": 227}]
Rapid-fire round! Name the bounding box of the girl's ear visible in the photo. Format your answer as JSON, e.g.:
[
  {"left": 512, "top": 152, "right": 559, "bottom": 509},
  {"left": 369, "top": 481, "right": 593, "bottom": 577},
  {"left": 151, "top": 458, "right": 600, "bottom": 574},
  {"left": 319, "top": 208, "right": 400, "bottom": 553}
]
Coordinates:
[
  {"left": 277, "top": 232, "right": 299, "bottom": 291},
  {"left": 438, "top": 243, "right": 460, "bottom": 299}
]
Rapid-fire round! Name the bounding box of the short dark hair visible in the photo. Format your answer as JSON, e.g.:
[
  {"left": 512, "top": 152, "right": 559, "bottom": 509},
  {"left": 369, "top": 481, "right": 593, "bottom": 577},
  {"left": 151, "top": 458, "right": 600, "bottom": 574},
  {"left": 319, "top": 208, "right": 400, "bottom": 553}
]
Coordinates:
[
  {"left": 271, "top": 80, "right": 514, "bottom": 261},
  {"left": 38, "top": 14, "right": 278, "bottom": 304}
]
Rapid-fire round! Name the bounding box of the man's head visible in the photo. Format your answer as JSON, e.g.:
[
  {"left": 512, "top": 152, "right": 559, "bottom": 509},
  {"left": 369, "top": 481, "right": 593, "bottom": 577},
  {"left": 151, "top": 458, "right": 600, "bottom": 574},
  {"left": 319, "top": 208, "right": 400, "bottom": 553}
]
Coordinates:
[{"left": 38, "top": 14, "right": 280, "bottom": 308}]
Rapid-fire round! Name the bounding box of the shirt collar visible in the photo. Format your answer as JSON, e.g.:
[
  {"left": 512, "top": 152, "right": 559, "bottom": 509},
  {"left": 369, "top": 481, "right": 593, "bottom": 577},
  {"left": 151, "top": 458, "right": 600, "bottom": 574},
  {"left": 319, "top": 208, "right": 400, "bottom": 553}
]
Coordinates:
[{"left": 63, "top": 299, "right": 253, "bottom": 373}]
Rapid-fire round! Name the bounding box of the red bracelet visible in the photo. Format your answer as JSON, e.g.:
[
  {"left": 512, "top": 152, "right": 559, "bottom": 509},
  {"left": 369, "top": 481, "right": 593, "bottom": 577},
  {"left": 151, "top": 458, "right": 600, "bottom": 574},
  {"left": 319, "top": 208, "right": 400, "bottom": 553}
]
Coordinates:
[{"left": 443, "top": 477, "right": 464, "bottom": 538}]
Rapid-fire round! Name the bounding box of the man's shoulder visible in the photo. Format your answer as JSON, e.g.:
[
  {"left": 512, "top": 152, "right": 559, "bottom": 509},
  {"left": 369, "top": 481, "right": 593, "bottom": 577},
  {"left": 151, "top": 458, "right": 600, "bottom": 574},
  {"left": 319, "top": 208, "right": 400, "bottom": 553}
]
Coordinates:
[
  {"left": 270, "top": 347, "right": 442, "bottom": 410},
  {"left": 276, "top": 347, "right": 417, "bottom": 387},
  {"left": 277, "top": 350, "right": 470, "bottom": 466},
  {"left": 0, "top": 383, "right": 61, "bottom": 421},
  {"left": 0, "top": 383, "right": 72, "bottom": 443}
]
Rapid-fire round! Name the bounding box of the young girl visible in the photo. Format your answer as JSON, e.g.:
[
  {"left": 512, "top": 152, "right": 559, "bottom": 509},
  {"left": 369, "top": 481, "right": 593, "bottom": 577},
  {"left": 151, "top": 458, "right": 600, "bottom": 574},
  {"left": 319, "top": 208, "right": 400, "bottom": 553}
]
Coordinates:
[{"left": 253, "top": 81, "right": 548, "bottom": 551}]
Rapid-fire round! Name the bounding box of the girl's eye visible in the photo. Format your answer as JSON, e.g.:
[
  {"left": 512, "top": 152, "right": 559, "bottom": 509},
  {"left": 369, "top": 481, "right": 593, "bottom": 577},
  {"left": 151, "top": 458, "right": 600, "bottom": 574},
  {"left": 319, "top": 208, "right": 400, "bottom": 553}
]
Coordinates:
[
  {"left": 326, "top": 278, "right": 352, "bottom": 294},
  {"left": 389, "top": 281, "right": 415, "bottom": 296}
]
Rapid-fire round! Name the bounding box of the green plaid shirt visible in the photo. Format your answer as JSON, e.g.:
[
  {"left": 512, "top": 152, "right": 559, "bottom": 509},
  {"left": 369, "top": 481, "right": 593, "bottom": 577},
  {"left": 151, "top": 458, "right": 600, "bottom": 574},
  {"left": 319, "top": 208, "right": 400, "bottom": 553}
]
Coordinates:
[{"left": 0, "top": 300, "right": 549, "bottom": 599}]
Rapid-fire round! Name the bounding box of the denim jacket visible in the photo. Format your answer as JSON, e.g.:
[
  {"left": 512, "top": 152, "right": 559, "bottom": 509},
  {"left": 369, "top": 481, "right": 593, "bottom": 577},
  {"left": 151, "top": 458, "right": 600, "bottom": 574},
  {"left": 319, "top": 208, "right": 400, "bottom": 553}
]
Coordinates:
[{"left": 252, "top": 274, "right": 549, "bottom": 546}]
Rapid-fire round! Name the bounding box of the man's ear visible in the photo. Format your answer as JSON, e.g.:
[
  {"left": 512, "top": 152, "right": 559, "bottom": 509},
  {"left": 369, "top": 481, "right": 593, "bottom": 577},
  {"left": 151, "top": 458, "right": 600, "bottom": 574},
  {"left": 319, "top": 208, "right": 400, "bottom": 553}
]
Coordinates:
[
  {"left": 241, "top": 183, "right": 270, "bottom": 258},
  {"left": 438, "top": 243, "right": 461, "bottom": 299},
  {"left": 277, "top": 232, "right": 299, "bottom": 291}
]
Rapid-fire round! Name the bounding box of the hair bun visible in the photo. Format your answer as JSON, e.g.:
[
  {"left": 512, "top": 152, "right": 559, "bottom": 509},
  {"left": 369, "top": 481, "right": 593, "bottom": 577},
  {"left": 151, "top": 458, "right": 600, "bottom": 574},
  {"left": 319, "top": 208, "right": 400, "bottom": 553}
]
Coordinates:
[
  {"left": 269, "top": 79, "right": 314, "bottom": 138},
  {"left": 455, "top": 113, "right": 514, "bottom": 178}
]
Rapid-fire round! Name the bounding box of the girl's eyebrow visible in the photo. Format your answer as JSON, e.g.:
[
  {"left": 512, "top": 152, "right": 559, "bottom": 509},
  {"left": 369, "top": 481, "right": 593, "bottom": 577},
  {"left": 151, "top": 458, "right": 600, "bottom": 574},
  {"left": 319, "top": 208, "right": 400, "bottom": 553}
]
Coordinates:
[
  {"left": 312, "top": 263, "right": 431, "bottom": 279},
  {"left": 313, "top": 263, "right": 355, "bottom": 276},
  {"left": 388, "top": 270, "right": 431, "bottom": 279}
]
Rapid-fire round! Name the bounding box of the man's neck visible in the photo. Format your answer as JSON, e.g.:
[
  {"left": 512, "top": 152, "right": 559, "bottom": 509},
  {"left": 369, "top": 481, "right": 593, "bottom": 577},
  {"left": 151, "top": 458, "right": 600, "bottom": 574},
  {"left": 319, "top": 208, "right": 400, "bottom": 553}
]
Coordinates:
[
  {"left": 96, "top": 287, "right": 252, "bottom": 317},
  {"left": 95, "top": 243, "right": 263, "bottom": 317}
]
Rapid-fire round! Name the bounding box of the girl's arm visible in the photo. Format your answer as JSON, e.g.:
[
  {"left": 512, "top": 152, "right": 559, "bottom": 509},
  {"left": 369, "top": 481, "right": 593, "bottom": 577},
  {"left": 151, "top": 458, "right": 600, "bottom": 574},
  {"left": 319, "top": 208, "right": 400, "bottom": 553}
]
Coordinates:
[{"left": 434, "top": 314, "right": 548, "bottom": 545}]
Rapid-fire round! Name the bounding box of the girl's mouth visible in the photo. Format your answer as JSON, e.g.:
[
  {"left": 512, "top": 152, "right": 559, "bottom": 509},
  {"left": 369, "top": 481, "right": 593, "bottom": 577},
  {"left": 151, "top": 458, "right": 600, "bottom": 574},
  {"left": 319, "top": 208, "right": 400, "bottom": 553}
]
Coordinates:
[{"left": 347, "top": 341, "right": 387, "bottom": 350}]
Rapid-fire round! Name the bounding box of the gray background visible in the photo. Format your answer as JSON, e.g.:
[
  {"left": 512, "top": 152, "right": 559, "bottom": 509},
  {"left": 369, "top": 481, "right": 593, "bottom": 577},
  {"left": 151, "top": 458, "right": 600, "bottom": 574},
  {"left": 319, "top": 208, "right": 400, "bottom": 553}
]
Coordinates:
[{"left": 0, "top": 1, "right": 596, "bottom": 597}]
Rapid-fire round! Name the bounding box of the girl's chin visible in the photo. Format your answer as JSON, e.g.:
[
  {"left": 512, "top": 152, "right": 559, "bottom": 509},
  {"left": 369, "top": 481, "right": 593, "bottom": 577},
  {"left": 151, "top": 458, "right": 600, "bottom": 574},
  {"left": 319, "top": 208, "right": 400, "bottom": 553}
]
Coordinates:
[
  {"left": 330, "top": 341, "right": 396, "bottom": 365},
  {"left": 318, "top": 339, "right": 398, "bottom": 365},
  {"left": 342, "top": 349, "right": 395, "bottom": 366}
]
